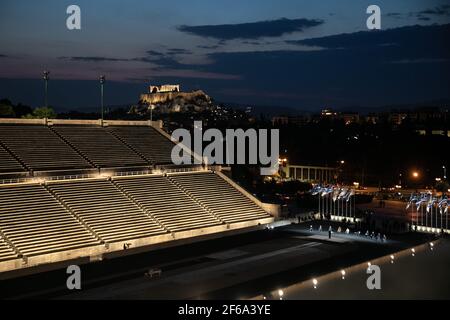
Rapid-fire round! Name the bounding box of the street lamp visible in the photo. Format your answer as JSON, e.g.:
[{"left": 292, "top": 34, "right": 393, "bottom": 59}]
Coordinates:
[
  {"left": 443, "top": 166, "right": 447, "bottom": 180},
  {"left": 412, "top": 171, "right": 419, "bottom": 179},
  {"left": 99, "top": 75, "right": 106, "bottom": 122},
  {"left": 150, "top": 104, "right": 153, "bottom": 123},
  {"left": 43, "top": 71, "right": 50, "bottom": 108},
  {"left": 312, "top": 278, "right": 318, "bottom": 289}
]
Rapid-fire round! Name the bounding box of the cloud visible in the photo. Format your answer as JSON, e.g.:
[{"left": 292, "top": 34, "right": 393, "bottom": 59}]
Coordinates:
[
  {"left": 197, "top": 45, "right": 220, "bottom": 50},
  {"left": 166, "top": 48, "right": 192, "bottom": 55},
  {"left": 151, "top": 56, "right": 192, "bottom": 70},
  {"left": 385, "top": 5, "right": 450, "bottom": 21},
  {"left": 142, "top": 69, "right": 241, "bottom": 80},
  {"left": 387, "top": 58, "right": 449, "bottom": 64},
  {"left": 59, "top": 56, "right": 129, "bottom": 62},
  {"left": 3, "top": 23, "right": 449, "bottom": 110},
  {"left": 163, "top": 23, "right": 449, "bottom": 108},
  {"left": 133, "top": 48, "right": 192, "bottom": 65},
  {"left": 241, "top": 41, "right": 264, "bottom": 45},
  {"left": 406, "top": 4, "right": 450, "bottom": 21},
  {"left": 418, "top": 4, "right": 450, "bottom": 16},
  {"left": 132, "top": 52, "right": 192, "bottom": 70},
  {"left": 145, "top": 50, "right": 164, "bottom": 57},
  {"left": 286, "top": 24, "right": 450, "bottom": 50},
  {"left": 385, "top": 12, "right": 402, "bottom": 18},
  {"left": 132, "top": 57, "right": 155, "bottom": 63},
  {"left": 0, "top": 54, "right": 8, "bottom": 58},
  {"left": 177, "top": 17, "right": 324, "bottom": 40}
]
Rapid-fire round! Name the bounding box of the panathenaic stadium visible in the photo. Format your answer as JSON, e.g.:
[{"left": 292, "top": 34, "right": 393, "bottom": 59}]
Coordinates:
[{"left": 0, "top": 119, "right": 276, "bottom": 276}]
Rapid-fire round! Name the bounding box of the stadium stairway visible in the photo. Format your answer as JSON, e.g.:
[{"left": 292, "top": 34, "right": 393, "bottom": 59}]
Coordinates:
[
  {"left": 106, "top": 127, "right": 153, "bottom": 165},
  {"left": 51, "top": 126, "right": 148, "bottom": 168},
  {"left": 46, "top": 179, "right": 167, "bottom": 244},
  {"left": 112, "top": 175, "right": 224, "bottom": 233},
  {"left": 48, "top": 126, "right": 96, "bottom": 168},
  {"left": 168, "top": 172, "right": 272, "bottom": 224},
  {"left": 0, "top": 183, "right": 101, "bottom": 258},
  {"left": 43, "top": 183, "right": 104, "bottom": 245},
  {"left": 0, "top": 142, "right": 27, "bottom": 175},
  {"left": 0, "top": 230, "right": 19, "bottom": 262},
  {"left": 106, "top": 126, "right": 175, "bottom": 165},
  {"left": 164, "top": 175, "right": 225, "bottom": 224},
  {"left": 0, "top": 125, "right": 92, "bottom": 173},
  {"left": 110, "top": 178, "right": 169, "bottom": 232}
]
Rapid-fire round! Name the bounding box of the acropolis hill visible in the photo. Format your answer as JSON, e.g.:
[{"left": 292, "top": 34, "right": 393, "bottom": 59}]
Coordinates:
[{"left": 138, "top": 84, "right": 212, "bottom": 113}]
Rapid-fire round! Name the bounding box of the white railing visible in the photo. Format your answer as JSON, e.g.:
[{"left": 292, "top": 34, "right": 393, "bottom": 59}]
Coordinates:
[
  {"left": 163, "top": 166, "right": 205, "bottom": 174},
  {"left": 0, "top": 177, "right": 33, "bottom": 185},
  {"left": 46, "top": 174, "right": 96, "bottom": 181},
  {"left": 1, "top": 166, "right": 209, "bottom": 185},
  {"left": 115, "top": 170, "right": 152, "bottom": 177}
]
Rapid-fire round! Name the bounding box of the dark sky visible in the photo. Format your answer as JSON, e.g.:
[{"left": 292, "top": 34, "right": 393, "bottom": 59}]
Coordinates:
[{"left": 0, "top": 0, "right": 449, "bottom": 111}]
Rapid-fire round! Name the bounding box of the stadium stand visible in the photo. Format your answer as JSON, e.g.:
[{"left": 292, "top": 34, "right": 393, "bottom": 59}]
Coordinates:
[
  {"left": 0, "top": 183, "right": 100, "bottom": 257},
  {"left": 170, "top": 172, "right": 271, "bottom": 224},
  {"left": 107, "top": 126, "right": 175, "bottom": 164},
  {"left": 47, "top": 179, "right": 167, "bottom": 243},
  {"left": 113, "top": 175, "right": 223, "bottom": 232},
  {"left": 0, "top": 120, "right": 274, "bottom": 274},
  {"left": 0, "top": 144, "right": 25, "bottom": 174},
  {"left": 0, "top": 125, "right": 92, "bottom": 172},
  {"left": 0, "top": 237, "right": 17, "bottom": 262},
  {"left": 52, "top": 126, "right": 148, "bottom": 168}
]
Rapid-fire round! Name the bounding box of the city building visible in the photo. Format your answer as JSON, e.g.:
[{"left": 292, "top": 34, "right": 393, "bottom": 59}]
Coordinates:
[{"left": 281, "top": 163, "right": 337, "bottom": 183}]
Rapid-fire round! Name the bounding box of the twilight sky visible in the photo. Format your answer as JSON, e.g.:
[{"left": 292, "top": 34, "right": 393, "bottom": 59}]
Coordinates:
[{"left": 0, "top": 0, "right": 449, "bottom": 111}]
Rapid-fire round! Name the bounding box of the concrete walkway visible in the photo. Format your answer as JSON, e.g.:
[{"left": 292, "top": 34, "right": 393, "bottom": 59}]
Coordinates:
[{"left": 63, "top": 237, "right": 351, "bottom": 300}]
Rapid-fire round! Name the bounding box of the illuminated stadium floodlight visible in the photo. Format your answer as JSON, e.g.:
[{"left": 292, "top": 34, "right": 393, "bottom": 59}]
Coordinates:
[
  {"left": 99, "top": 75, "right": 106, "bottom": 122},
  {"left": 43, "top": 70, "right": 50, "bottom": 108},
  {"left": 310, "top": 184, "right": 356, "bottom": 221}
]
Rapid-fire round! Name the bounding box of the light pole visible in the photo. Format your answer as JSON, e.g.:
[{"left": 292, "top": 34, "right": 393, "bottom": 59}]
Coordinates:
[
  {"left": 100, "top": 75, "right": 106, "bottom": 122},
  {"left": 412, "top": 170, "right": 420, "bottom": 190},
  {"left": 43, "top": 71, "right": 50, "bottom": 107}
]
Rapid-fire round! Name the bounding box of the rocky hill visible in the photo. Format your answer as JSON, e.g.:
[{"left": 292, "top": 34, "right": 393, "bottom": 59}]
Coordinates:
[{"left": 132, "top": 89, "right": 212, "bottom": 115}]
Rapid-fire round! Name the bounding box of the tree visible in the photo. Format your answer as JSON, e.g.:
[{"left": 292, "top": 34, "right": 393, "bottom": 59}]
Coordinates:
[
  {"left": 13, "top": 103, "right": 33, "bottom": 118},
  {"left": 436, "top": 181, "right": 450, "bottom": 193},
  {"left": 23, "top": 106, "right": 56, "bottom": 119},
  {"left": 0, "top": 99, "right": 12, "bottom": 106},
  {"left": 0, "top": 103, "right": 15, "bottom": 117}
]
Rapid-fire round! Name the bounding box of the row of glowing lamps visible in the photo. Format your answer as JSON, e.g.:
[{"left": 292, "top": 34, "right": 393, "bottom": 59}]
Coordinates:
[
  {"left": 17, "top": 167, "right": 211, "bottom": 184},
  {"left": 263, "top": 242, "right": 435, "bottom": 300}
]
